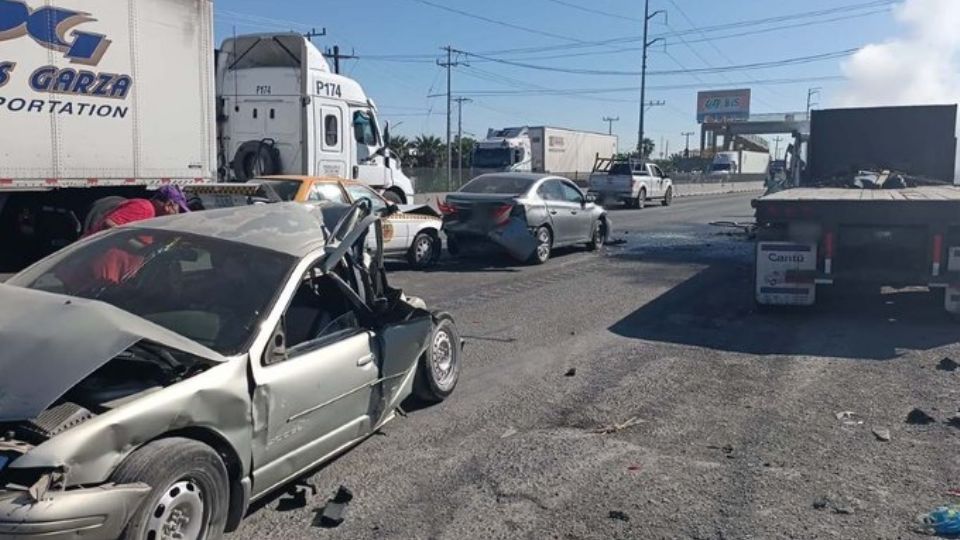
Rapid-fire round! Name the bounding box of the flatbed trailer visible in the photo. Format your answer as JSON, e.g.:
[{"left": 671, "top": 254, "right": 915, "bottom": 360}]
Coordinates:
[{"left": 752, "top": 186, "right": 960, "bottom": 312}]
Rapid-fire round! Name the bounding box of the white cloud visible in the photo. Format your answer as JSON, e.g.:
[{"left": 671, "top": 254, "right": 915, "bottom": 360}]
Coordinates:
[
  {"left": 838, "top": 0, "right": 960, "bottom": 107},
  {"left": 838, "top": 0, "right": 960, "bottom": 180}
]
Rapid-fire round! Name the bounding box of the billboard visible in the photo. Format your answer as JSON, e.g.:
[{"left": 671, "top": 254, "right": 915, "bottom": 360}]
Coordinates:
[{"left": 697, "top": 89, "right": 751, "bottom": 124}]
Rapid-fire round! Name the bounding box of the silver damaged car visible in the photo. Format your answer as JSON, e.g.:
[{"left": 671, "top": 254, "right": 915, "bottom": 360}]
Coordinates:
[{"left": 0, "top": 201, "right": 462, "bottom": 540}]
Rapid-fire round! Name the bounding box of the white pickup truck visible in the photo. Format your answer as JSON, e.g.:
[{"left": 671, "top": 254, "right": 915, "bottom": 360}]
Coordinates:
[{"left": 587, "top": 158, "right": 674, "bottom": 209}]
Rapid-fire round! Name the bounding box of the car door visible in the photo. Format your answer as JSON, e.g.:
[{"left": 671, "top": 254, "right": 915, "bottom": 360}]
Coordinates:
[
  {"left": 536, "top": 179, "right": 575, "bottom": 244},
  {"left": 343, "top": 183, "right": 408, "bottom": 254},
  {"left": 559, "top": 180, "right": 594, "bottom": 242},
  {"left": 250, "top": 263, "right": 379, "bottom": 495},
  {"left": 649, "top": 165, "right": 665, "bottom": 197}
]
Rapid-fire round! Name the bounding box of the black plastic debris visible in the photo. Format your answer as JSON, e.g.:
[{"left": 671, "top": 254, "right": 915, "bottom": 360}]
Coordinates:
[
  {"left": 314, "top": 485, "right": 354, "bottom": 528},
  {"left": 564, "top": 368, "right": 577, "bottom": 377},
  {"left": 608, "top": 510, "right": 630, "bottom": 522},
  {"left": 277, "top": 481, "right": 317, "bottom": 511},
  {"left": 906, "top": 408, "right": 936, "bottom": 425},
  {"left": 938, "top": 357, "right": 960, "bottom": 372}
]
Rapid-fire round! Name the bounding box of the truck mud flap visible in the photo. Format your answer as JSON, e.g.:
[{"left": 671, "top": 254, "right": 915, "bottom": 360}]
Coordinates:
[
  {"left": 944, "top": 248, "right": 960, "bottom": 314},
  {"left": 755, "top": 242, "right": 818, "bottom": 306}
]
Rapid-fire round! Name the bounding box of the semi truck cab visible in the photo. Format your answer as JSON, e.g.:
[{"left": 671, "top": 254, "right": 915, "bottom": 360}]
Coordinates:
[{"left": 216, "top": 34, "right": 414, "bottom": 203}]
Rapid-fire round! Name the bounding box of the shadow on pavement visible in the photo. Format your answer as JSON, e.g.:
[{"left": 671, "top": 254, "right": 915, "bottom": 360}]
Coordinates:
[{"left": 608, "top": 242, "right": 960, "bottom": 361}]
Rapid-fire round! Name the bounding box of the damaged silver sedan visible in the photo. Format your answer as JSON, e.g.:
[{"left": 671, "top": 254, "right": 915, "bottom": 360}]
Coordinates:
[{"left": 0, "top": 202, "right": 461, "bottom": 540}]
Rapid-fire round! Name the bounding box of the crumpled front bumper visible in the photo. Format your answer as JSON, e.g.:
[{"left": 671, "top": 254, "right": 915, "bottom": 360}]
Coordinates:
[{"left": 0, "top": 483, "right": 150, "bottom": 539}]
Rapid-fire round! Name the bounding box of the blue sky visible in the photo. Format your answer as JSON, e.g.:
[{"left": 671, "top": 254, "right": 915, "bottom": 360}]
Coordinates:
[{"left": 214, "top": 0, "right": 901, "bottom": 157}]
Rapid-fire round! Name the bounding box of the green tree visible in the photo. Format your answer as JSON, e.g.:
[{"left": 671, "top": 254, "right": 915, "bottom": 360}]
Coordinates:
[
  {"left": 454, "top": 136, "right": 476, "bottom": 169},
  {"left": 388, "top": 135, "right": 415, "bottom": 168},
  {"left": 413, "top": 135, "right": 445, "bottom": 168},
  {"left": 640, "top": 138, "right": 655, "bottom": 160}
]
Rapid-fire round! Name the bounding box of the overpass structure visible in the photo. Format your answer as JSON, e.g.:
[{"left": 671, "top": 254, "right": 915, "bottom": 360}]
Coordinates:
[{"left": 700, "top": 112, "right": 811, "bottom": 156}]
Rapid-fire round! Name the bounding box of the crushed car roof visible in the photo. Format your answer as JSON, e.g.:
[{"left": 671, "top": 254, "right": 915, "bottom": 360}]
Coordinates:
[{"left": 136, "top": 202, "right": 329, "bottom": 257}]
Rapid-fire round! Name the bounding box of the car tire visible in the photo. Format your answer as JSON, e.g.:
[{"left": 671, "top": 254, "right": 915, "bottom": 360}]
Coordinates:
[
  {"left": 413, "top": 314, "right": 462, "bottom": 403},
  {"left": 662, "top": 186, "right": 673, "bottom": 206},
  {"left": 111, "top": 438, "right": 230, "bottom": 540},
  {"left": 407, "top": 231, "right": 440, "bottom": 268},
  {"left": 588, "top": 219, "right": 607, "bottom": 251},
  {"left": 528, "top": 226, "right": 552, "bottom": 265},
  {"left": 382, "top": 189, "right": 405, "bottom": 204},
  {"left": 636, "top": 188, "right": 646, "bottom": 210}
]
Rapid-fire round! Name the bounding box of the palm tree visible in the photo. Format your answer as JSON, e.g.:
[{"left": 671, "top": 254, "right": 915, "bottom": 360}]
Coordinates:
[
  {"left": 413, "top": 135, "right": 445, "bottom": 168},
  {"left": 641, "top": 138, "right": 655, "bottom": 160},
  {"left": 388, "top": 135, "right": 414, "bottom": 168}
]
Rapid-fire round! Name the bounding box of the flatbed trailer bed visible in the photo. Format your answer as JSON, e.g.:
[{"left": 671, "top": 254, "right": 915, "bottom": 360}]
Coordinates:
[{"left": 752, "top": 186, "right": 960, "bottom": 313}]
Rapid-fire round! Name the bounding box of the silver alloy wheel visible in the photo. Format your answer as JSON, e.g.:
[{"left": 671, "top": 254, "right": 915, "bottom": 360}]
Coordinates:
[
  {"left": 536, "top": 228, "right": 551, "bottom": 262},
  {"left": 414, "top": 235, "right": 433, "bottom": 263},
  {"left": 146, "top": 479, "right": 205, "bottom": 540},
  {"left": 431, "top": 327, "right": 456, "bottom": 390},
  {"left": 593, "top": 223, "right": 605, "bottom": 246}
]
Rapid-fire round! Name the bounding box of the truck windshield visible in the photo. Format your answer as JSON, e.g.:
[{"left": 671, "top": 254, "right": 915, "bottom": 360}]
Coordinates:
[
  {"left": 711, "top": 163, "right": 732, "bottom": 172},
  {"left": 8, "top": 229, "right": 295, "bottom": 356},
  {"left": 473, "top": 148, "right": 513, "bottom": 169}
]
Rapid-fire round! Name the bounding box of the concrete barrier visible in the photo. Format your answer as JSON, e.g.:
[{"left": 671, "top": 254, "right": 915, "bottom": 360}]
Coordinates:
[{"left": 414, "top": 181, "right": 764, "bottom": 205}]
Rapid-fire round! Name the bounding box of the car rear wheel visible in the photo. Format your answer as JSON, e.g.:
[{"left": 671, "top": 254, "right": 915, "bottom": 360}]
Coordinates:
[
  {"left": 413, "top": 314, "right": 462, "bottom": 403},
  {"left": 662, "top": 186, "right": 673, "bottom": 206},
  {"left": 111, "top": 438, "right": 230, "bottom": 540},
  {"left": 407, "top": 231, "right": 440, "bottom": 268},
  {"left": 529, "top": 226, "right": 552, "bottom": 264},
  {"left": 635, "top": 188, "right": 646, "bottom": 210}
]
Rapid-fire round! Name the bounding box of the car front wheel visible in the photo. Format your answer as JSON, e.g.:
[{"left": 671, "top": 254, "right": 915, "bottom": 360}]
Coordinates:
[
  {"left": 413, "top": 314, "right": 462, "bottom": 403},
  {"left": 111, "top": 438, "right": 230, "bottom": 540},
  {"left": 588, "top": 219, "right": 607, "bottom": 250}
]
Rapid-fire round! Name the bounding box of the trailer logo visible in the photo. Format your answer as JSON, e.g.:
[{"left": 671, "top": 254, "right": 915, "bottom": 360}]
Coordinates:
[{"left": 0, "top": 0, "right": 111, "bottom": 65}]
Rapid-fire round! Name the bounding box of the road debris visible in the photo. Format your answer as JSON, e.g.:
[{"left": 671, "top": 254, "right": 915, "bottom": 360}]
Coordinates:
[
  {"left": 947, "top": 414, "right": 960, "bottom": 429},
  {"left": 564, "top": 368, "right": 577, "bottom": 377},
  {"left": 937, "top": 357, "right": 960, "bottom": 372},
  {"left": 501, "top": 427, "right": 518, "bottom": 439},
  {"left": 906, "top": 408, "right": 936, "bottom": 425},
  {"left": 314, "top": 485, "right": 354, "bottom": 528},
  {"left": 812, "top": 494, "right": 856, "bottom": 515},
  {"left": 608, "top": 510, "right": 630, "bottom": 522},
  {"left": 918, "top": 504, "right": 960, "bottom": 536},
  {"left": 947, "top": 489, "right": 960, "bottom": 498},
  {"left": 835, "top": 411, "right": 863, "bottom": 425},
  {"left": 277, "top": 481, "right": 318, "bottom": 511},
  {"left": 707, "top": 444, "right": 734, "bottom": 456},
  {"left": 592, "top": 416, "right": 644, "bottom": 434},
  {"left": 872, "top": 427, "right": 891, "bottom": 442},
  {"left": 626, "top": 465, "right": 642, "bottom": 472}
]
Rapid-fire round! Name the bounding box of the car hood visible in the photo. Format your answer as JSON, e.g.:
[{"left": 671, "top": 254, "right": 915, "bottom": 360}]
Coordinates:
[{"left": 0, "top": 284, "right": 226, "bottom": 422}]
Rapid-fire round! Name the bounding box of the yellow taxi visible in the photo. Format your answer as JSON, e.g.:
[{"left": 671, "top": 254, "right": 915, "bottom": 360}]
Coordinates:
[{"left": 252, "top": 176, "right": 442, "bottom": 268}]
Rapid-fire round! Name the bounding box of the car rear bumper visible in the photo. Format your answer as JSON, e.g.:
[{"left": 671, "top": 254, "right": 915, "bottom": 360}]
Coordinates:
[
  {"left": 444, "top": 219, "right": 537, "bottom": 261},
  {"left": 0, "top": 483, "right": 150, "bottom": 540}
]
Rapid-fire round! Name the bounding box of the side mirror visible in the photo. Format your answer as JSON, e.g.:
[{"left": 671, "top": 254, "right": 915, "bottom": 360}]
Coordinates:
[
  {"left": 264, "top": 323, "right": 288, "bottom": 366},
  {"left": 384, "top": 203, "right": 401, "bottom": 216},
  {"left": 383, "top": 122, "right": 391, "bottom": 146},
  {"left": 585, "top": 193, "right": 597, "bottom": 204}
]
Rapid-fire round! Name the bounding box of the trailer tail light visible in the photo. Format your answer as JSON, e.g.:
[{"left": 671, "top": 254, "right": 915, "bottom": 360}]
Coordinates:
[
  {"left": 823, "top": 231, "right": 834, "bottom": 275},
  {"left": 492, "top": 204, "right": 514, "bottom": 226},
  {"left": 438, "top": 198, "right": 457, "bottom": 216},
  {"left": 933, "top": 234, "right": 944, "bottom": 277}
]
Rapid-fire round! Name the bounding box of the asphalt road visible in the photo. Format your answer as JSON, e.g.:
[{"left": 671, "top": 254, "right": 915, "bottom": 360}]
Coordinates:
[{"left": 229, "top": 191, "right": 960, "bottom": 539}]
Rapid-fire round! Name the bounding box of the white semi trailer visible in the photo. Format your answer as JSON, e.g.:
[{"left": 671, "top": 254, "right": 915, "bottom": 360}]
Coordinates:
[
  {"left": 0, "top": 0, "right": 412, "bottom": 270},
  {"left": 473, "top": 126, "right": 618, "bottom": 181}
]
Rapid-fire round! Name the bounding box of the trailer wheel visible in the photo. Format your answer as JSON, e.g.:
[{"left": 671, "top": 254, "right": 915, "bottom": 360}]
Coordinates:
[{"left": 232, "top": 140, "right": 281, "bottom": 181}]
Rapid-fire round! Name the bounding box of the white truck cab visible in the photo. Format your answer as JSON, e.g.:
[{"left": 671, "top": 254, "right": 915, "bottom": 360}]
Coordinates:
[
  {"left": 472, "top": 127, "right": 533, "bottom": 172},
  {"left": 216, "top": 34, "right": 414, "bottom": 203},
  {"left": 588, "top": 158, "right": 674, "bottom": 209}
]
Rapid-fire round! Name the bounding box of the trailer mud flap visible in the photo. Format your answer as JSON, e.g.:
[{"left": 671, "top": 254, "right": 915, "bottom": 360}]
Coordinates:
[
  {"left": 944, "top": 248, "right": 960, "bottom": 314},
  {"left": 755, "top": 242, "right": 817, "bottom": 306}
]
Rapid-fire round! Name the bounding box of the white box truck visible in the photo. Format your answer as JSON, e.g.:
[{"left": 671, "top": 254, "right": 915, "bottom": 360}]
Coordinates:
[
  {"left": 709, "top": 150, "right": 770, "bottom": 177},
  {"left": 473, "top": 126, "right": 617, "bottom": 182},
  {"left": 0, "top": 0, "right": 412, "bottom": 270}
]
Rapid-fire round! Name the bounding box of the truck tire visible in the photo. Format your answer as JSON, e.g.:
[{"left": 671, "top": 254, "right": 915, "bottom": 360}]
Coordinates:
[
  {"left": 661, "top": 186, "right": 673, "bottom": 206},
  {"left": 413, "top": 314, "right": 461, "bottom": 403},
  {"left": 232, "top": 140, "right": 281, "bottom": 181},
  {"left": 382, "top": 189, "right": 405, "bottom": 204},
  {"left": 635, "top": 188, "right": 647, "bottom": 210},
  {"left": 110, "top": 438, "right": 230, "bottom": 540}
]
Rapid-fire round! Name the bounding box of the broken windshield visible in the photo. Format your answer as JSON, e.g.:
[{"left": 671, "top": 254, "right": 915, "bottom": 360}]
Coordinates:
[{"left": 8, "top": 229, "right": 296, "bottom": 355}]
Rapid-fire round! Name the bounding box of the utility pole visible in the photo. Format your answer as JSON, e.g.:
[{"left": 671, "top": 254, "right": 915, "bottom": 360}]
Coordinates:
[
  {"left": 681, "top": 131, "right": 695, "bottom": 158},
  {"left": 806, "top": 87, "right": 822, "bottom": 116},
  {"left": 304, "top": 28, "right": 327, "bottom": 42},
  {"left": 454, "top": 97, "right": 472, "bottom": 187},
  {"left": 602, "top": 116, "right": 620, "bottom": 135},
  {"left": 324, "top": 45, "right": 357, "bottom": 75},
  {"left": 772, "top": 136, "right": 783, "bottom": 159},
  {"left": 637, "top": 0, "right": 665, "bottom": 158},
  {"left": 438, "top": 47, "right": 465, "bottom": 191}
]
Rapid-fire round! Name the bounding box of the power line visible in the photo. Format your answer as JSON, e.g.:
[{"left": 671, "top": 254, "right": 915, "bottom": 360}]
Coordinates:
[
  {"left": 453, "top": 47, "right": 858, "bottom": 77},
  {"left": 452, "top": 75, "right": 845, "bottom": 96},
  {"left": 543, "top": 0, "right": 643, "bottom": 22},
  {"left": 407, "top": 0, "right": 584, "bottom": 44}
]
